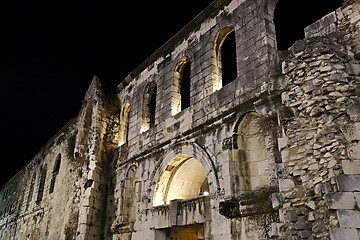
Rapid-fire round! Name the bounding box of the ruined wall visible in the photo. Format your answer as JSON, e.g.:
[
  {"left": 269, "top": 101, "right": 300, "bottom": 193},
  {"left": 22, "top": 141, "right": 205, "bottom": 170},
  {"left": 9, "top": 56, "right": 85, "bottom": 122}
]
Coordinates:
[
  {"left": 1, "top": 0, "right": 360, "bottom": 240},
  {"left": 106, "top": 0, "right": 360, "bottom": 240},
  {"left": 0, "top": 77, "right": 117, "bottom": 240},
  {"left": 275, "top": 4, "right": 360, "bottom": 239}
]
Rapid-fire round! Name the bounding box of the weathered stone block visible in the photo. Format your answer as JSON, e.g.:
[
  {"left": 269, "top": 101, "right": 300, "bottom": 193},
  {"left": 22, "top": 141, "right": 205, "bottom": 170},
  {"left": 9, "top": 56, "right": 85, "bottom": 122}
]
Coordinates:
[
  {"left": 336, "top": 174, "right": 360, "bottom": 191},
  {"left": 337, "top": 209, "right": 360, "bottom": 228},
  {"left": 324, "top": 192, "right": 356, "bottom": 209},
  {"left": 342, "top": 160, "right": 360, "bottom": 174},
  {"left": 330, "top": 227, "right": 359, "bottom": 240},
  {"left": 348, "top": 142, "right": 360, "bottom": 160},
  {"left": 354, "top": 192, "right": 360, "bottom": 208},
  {"left": 279, "top": 179, "right": 295, "bottom": 192},
  {"left": 340, "top": 123, "right": 360, "bottom": 142}
]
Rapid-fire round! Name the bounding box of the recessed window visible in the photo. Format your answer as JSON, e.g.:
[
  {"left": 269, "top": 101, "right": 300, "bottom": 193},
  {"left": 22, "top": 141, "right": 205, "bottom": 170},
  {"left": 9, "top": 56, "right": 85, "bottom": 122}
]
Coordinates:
[
  {"left": 212, "top": 25, "right": 237, "bottom": 92},
  {"left": 141, "top": 81, "right": 157, "bottom": 132},
  {"left": 172, "top": 56, "right": 191, "bottom": 115}
]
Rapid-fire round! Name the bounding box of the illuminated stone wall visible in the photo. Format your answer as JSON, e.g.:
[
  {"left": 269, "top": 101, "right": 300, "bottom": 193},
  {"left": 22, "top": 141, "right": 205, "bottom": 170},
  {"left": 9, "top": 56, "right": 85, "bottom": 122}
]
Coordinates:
[{"left": 1, "top": 0, "right": 360, "bottom": 240}]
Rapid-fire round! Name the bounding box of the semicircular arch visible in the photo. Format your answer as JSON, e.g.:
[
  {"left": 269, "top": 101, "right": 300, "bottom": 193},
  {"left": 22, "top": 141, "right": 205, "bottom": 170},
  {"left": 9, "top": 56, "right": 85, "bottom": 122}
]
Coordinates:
[{"left": 149, "top": 142, "right": 219, "bottom": 206}]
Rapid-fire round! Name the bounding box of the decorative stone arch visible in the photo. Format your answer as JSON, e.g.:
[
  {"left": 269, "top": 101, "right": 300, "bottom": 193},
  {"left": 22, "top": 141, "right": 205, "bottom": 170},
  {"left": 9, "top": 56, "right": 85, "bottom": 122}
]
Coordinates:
[
  {"left": 233, "top": 112, "right": 271, "bottom": 191},
  {"left": 119, "top": 100, "right": 131, "bottom": 145},
  {"left": 150, "top": 142, "right": 219, "bottom": 206},
  {"left": 172, "top": 55, "right": 191, "bottom": 115},
  {"left": 212, "top": 25, "right": 237, "bottom": 92},
  {"left": 141, "top": 81, "right": 157, "bottom": 132}
]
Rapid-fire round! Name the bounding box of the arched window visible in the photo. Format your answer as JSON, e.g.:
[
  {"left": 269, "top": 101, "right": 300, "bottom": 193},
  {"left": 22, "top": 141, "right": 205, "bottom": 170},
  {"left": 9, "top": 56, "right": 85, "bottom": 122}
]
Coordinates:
[
  {"left": 141, "top": 81, "right": 157, "bottom": 132},
  {"left": 212, "top": 25, "right": 237, "bottom": 92},
  {"left": 49, "top": 154, "right": 61, "bottom": 194},
  {"left": 172, "top": 56, "right": 191, "bottom": 115},
  {"left": 119, "top": 100, "right": 131, "bottom": 145},
  {"left": 26, "top": 173, "right": 36, "bottom": 210},
  {"left": 36, "top": 165, "right": 47, "bottom": 203},
  {"left": 274, "top": 0, "right": 342, "bottom": 50}
]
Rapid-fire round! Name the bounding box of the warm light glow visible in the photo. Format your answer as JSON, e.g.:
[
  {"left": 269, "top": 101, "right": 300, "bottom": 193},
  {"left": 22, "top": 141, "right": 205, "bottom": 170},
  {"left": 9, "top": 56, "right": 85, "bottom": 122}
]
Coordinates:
[
  {"left": 203, "top": 191, "right": 209, "bottom": 196},
  {"left": 153, "top": 155, "right": 208, "bottom": 206}
]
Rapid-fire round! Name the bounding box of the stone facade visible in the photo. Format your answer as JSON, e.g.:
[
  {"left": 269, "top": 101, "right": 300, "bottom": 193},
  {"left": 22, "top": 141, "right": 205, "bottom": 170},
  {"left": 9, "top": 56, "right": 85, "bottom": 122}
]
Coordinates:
[{"left": 1, "top": 0, "right": 360, "bottom": 239}]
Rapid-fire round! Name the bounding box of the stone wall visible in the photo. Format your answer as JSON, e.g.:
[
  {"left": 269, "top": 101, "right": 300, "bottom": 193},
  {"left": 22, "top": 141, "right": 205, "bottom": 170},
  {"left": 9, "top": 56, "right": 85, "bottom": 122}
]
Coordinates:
[
  {"left": 1, "top": 0, "right": 359, "bottom": 240},
  {"left": 275, "top": 3, "right": 360, "bottom": 239}
]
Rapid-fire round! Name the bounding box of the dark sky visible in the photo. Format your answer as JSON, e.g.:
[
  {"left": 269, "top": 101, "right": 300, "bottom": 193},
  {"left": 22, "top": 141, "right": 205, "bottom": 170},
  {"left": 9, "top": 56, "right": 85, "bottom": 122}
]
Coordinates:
[
  {"left": 0, "top": 0, "right": 214, "bottom": 188},
  {"left": 0, "top": 0, "right": 343, "bottom": 188}
]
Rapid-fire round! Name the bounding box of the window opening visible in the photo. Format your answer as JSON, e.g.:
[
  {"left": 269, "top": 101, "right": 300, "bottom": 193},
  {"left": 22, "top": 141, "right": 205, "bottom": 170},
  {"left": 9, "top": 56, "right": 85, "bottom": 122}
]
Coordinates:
[
  {"left": 221, "top": 30, "right": 237, "bottom": 86},
  {"left": 36, "top": 166, "right": 47, "bottom": 203}
]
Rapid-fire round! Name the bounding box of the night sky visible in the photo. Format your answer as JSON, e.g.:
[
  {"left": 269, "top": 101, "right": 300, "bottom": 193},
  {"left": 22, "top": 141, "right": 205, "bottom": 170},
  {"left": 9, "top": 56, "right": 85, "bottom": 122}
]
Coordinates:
[
  {"left": 0, "top": 0, "right": 214, "bottom": 188},
  {"left": 0, "top": 0, "right": 343, "bottom": 188}
]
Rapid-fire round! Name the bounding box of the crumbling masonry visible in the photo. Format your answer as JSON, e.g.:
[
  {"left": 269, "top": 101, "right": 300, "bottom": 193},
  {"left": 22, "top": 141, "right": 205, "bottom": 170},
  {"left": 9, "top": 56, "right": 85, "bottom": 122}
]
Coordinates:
[{"left": 1, "top": 0, "right": 360, "bottom": 239}]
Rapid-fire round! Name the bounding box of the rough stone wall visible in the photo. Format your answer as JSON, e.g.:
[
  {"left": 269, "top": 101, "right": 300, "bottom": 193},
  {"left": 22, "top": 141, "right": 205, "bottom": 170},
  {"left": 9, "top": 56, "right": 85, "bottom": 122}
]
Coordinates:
[
  {"left": 275, "top": 4, "right": 360, "bottom": 239},
  {"left": 0, "top": 77, "right": 117, "bottom": 240},
  {"left": 1, "top": 0, "right": 360, "bottom": 240}
]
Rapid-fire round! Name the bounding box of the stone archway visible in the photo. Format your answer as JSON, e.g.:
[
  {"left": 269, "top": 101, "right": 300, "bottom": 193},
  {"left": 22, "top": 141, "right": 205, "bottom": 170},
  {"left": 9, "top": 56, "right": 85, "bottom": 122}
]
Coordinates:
[
  {"left": 150, "top": 142, "right": 219, "bottom": 206},
  {"left": 153, "top": 154, "right": 209, "bottom": 206}
]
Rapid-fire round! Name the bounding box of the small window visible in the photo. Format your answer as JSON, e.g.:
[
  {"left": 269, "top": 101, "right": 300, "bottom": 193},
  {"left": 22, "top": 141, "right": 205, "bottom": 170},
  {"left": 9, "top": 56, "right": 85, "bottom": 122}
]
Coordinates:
[
  {"left": 49, "top": 154, "right": 61, "bottom": 194},
  {"left": 36, "top": 166, "right": 47, "bottom": 203},
  {"left": 119, "top": 101, "right": 131, "bottom": 145},
  {"left": 172, "top": 56, "right": 191, "bottom": 115},
  {"left": 213, "top": 25, "right": 237, "bottom": 92},
  {"left": 141, "top": 81, "right": 157, "bottom": 132}
]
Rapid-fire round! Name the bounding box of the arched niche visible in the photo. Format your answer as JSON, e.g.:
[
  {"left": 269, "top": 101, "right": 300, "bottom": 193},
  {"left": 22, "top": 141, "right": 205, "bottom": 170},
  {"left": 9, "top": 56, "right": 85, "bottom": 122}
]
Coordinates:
[{"left": 236, "top": 112, "right": 270, "bottom": 191}]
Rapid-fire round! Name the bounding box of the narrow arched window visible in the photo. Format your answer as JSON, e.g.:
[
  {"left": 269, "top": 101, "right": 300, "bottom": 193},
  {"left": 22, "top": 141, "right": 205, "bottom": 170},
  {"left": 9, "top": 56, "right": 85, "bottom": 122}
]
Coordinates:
[
  {"left": 50, "top": 154, "right": 61, "bottom": 194},
  {"left": 36, "top": 165, "right": 47, "bottom": 203},
  {"left": 150, "top": 86, "right": 157, "bottom": 126},
  {"left": 26, "top": 173, "right": 36, "bottom": 210},
  {"left": 172, "top": 56, "right": 191, "bottom": 115},
  {"left": 212, "top": 25, "right": 237, "bottom": 92},
  {"left": 141, "top": 81, "right": 157, "bottom": 132},
  {"left": 119, "top": 101, "right": 131, "bottom": 145}
]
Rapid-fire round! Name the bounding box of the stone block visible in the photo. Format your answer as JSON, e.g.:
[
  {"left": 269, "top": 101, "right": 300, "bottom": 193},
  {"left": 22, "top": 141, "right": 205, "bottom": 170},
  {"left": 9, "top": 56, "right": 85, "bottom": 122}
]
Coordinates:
[
  {"left": 336, "top": 174, "right": 360, "bottom": 191},
  {"left": 330, "top": 227, "right": 359, "bottom": 240},
  {"left": 340, "top": 123, "right": 360, "bottom": 141},
  {"left": 355, "top": 192, "right": 360, "bottom": 208},
  {"left": 279, "top": 179, "right": 295, "bottom": 192},
  {"left": 342, "top": 160, "right": 360, "bottom": 174},
  {"left": 348, "top": 142, "right": 360, "bottom": 160},
  {"left": 324, "top": 192, "right": 356, "bottom": 209},
  {"left": 337, "top": 209, "right": 360, "bottom": 228}
]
